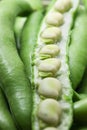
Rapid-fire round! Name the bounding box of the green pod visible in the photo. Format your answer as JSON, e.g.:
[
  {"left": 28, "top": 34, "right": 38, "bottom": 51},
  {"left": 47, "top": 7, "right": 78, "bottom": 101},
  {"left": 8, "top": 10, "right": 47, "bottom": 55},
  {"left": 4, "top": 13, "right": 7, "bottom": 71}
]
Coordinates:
[
  {"left": 0, "top": 0, "right": 36, "bottom": 129},
  {"left": 0, "top": 87, "right": 17, "bottom": 130},
  {"left": 25, "top": 0, "right": 43, "bottom": 11},
  {"left": 20, "top": 11, "right": 43, "bottom": 80},
  {"left": 14, "top": 17, "right": 27, "bottom": 51},
  {"left": 30, "top": 0, "right": 79, "bottom": 130},
  {"left": 0, "top": 0, "right": 43, "bottom": 10},
  {"left": 74, "top": 98, "right": 87, "bottom": 125},
  {"left": 14, "top": 0, "right": 43, "bottom": 51},
  {"left": 77, "top": 68, "right": 87, "bottom": 95},
  {"left": 69, "top": 8, "right": 87, "bottom": 90},
  {"left": 83, "top": 0, "right": 87, "bottom": 10}
]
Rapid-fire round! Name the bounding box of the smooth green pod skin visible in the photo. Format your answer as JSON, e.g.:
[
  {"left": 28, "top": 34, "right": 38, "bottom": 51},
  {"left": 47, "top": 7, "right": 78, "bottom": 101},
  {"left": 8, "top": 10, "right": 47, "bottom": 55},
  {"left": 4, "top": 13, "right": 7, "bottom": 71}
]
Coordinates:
[
  {"left": 69, "top": 9, "right": 87, "bottom": 90},
  {"left": 20, "top": 11, "right": 43, "bottom": 80},
  {"left": 73, "top": 98, "right": 87, "bottom": 125},
  {"left": 0, "top": 87, "right": 17, "bottom": 130},
  {"left": 0, "top": 0, "right": 43, "bottom": 10},
  {"left": 77, "top": 68, "right": 87, "bottom": 95},
  {"left": 83, "top": 0, "right": 87, "bottom": 10},
  {"left": 25, "top": 0, "right": 43, "bottom": 11},
  {"left": 73, "top": 68, "right": 87, "bottom": 125},
  {"left": 14, "top": 17, "right": 27, "bottom": 51},
  {"left": 0, "top": 0, "right": 36, "bottom": 129}
]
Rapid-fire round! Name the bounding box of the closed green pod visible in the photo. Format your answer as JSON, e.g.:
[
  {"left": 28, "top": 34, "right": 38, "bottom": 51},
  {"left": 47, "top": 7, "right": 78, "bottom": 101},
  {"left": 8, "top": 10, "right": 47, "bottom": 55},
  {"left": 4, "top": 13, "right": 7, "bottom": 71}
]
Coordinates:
[
  {"left": 69, "top": 8, "right": 87, "bottom": 90},
  {"left": 0, "top": 87, "right": 17, "bottom": 130},
  {"left": 77, "top": 67, "right": 87, "bottom": 96},
  {"left": 20, "top": 11, "right": 43, "bottom": 80},
  {"left": 14, "top": 17, "right": 27, "bottom": 50},
  {"left": 74, "top": 98, "right": 87, "bottom": 125},
  {"left": 0, "top": 0, "right": 36, "bottom": 129}
]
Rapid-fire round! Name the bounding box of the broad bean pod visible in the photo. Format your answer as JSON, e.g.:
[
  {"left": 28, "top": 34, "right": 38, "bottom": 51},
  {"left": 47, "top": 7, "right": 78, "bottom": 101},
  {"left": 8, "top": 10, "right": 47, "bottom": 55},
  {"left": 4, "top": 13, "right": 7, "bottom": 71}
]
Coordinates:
[
  {"left": 73, "top": 67, "right": 87, "bottom": 125},
  {"left": 26, "top": 0, "right": 79, "bottom": 130},
  {"left": 20, "top": 11, "right": 43, "bottom": 80},
  {"left": 0, "top": 0, "right": 40, "bottom": 129},
  {"left": 73, "top": 68, "right": 87, "bottom": 125},
  {"left": 69, "top": 7, "right": 87, "bottom": 90},
  {"left": 74, "top": 98, "right": 87, "bottom": 125},
  {"left": 83, "top": 0, "right": 87, "bottom": 10},
  {"left": 68, "top": 6, "right": 87, "bottom": 126},
  {"left": 0, "top": 87, "right": 17, "bottom": 130},
  {"left": 77, "top": 68, "right": 87, "bottom": 96},
  {"left": 14, "top": 17, "right": 27, "bottom": 51}
]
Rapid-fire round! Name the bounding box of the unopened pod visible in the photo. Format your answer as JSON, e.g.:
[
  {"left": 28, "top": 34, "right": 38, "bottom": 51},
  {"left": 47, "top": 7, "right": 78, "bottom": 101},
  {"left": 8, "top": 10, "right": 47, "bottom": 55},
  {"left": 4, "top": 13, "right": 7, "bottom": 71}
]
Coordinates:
[
  {"left": 0, "top": 0, "right": 43, "bottom": 130},
  {"left": 69, "top": 7, "right": 87, "bottom": 90}
]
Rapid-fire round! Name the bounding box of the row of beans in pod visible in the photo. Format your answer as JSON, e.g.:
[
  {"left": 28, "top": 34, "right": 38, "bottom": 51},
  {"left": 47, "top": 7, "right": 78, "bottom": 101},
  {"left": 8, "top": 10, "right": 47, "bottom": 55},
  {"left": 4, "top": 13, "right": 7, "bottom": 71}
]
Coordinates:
[{"left": 34, "top": 0, "right": 73, "bottom": 130}]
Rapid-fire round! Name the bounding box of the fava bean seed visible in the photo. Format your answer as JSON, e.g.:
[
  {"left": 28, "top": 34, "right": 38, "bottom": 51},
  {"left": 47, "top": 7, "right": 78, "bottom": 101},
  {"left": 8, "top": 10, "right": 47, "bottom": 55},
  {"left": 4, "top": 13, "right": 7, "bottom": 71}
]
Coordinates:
[
  {"left": 37, "top": 99, "right": 61, "bottom": 126},
  {"left": 38, "top": 77, "right": 61, "bottom": 99},
  {"left": 54, "top": 0, "right": 72, "bottom": 13},
  {"left": 40, "top": 45, "right": 60, "bottom": 59},
  {"left": 46, "top": 12, "right": 64, "bottom": 26},
  {"left": 41, "top": 27, "right": 61, "bottom": 44},
  {"left": 38, "top": 58, "right": 61, "bottom": 75}
]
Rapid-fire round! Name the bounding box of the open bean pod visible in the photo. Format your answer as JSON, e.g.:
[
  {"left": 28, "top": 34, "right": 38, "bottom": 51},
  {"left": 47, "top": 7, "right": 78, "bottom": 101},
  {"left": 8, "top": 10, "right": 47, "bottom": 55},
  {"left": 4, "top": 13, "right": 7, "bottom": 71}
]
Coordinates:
[{"left": 31, "top": 0, "right": 79, "bottom": 130}]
